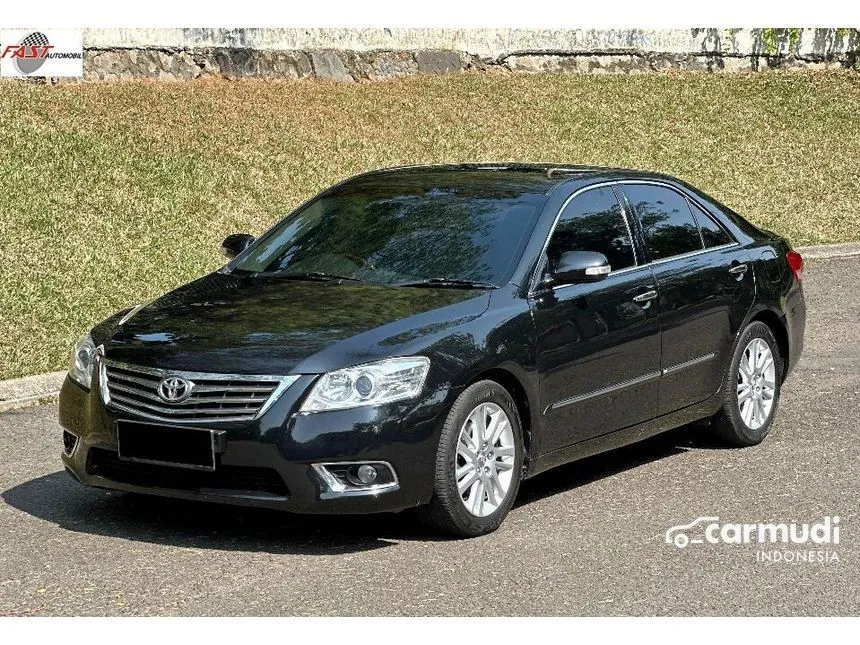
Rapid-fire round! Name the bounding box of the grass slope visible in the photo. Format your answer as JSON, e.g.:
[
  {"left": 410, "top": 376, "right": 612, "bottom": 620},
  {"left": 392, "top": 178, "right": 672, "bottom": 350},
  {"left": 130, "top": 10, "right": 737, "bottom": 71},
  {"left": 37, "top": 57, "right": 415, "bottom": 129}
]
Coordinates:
[{"left": 1, "top": 72, "right": 858, "bottom": 379}]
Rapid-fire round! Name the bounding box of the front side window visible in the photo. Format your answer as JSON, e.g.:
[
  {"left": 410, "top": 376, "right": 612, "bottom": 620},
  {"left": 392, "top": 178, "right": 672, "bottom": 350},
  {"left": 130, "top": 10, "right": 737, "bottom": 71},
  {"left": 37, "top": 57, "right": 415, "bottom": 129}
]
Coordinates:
[
  {"left": 546, "top": 187, "right": 635, "bottom": 272},
  {"left": 232, "top": 176, "right": 548, "bottom": 286},
  {"left": 624, "top": 184, "right": 703, "bottom": 261}
]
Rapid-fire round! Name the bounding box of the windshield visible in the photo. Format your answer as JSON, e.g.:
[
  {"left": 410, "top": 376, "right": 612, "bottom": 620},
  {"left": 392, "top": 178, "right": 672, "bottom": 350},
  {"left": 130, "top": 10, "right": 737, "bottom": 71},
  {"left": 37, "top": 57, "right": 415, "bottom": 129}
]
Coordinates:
[{"left": 232, "top": 174, "right": 549, "bottom": 286}]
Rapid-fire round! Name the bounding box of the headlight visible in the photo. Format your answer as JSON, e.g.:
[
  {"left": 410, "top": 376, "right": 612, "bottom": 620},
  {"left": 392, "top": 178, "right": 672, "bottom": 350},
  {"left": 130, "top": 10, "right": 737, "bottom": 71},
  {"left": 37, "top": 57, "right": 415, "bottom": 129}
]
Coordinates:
[
  {"left": 300, "top": 357, "right": 431, "bottom": 413},
  {"left": 68, "top": 334, "right": 97, "bottom": 389}
]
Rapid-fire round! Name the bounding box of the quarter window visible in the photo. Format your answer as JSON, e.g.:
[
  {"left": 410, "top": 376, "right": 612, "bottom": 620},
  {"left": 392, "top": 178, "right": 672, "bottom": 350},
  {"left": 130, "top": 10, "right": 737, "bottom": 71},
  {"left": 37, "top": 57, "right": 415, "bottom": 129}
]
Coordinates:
[
  {"left": 624, "top": 185, "right": 703, "bottom": 261},
  {"left": 546, "top": 187, "right": 635, "bottom": 272},
  {"left": 691, "top": 202, "right": 733, "bottom": 248}
]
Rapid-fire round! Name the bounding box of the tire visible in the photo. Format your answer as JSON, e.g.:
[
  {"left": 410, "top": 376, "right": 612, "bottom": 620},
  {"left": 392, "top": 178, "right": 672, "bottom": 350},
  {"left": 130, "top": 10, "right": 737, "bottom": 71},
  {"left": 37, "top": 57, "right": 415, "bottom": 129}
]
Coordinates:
[
  {"left": 711, "top": 321, "right": 783, "bottom": 446},
  {"left": 418, "top": 380, "right": 524, "bottom": 537}
]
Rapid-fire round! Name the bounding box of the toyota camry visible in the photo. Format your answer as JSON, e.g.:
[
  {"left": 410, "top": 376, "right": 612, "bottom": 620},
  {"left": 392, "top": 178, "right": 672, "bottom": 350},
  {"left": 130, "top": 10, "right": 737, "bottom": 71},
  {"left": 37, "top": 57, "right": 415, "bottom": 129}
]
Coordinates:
[{"left": 59, "top": 164, "right": 806, "bottom": 536}]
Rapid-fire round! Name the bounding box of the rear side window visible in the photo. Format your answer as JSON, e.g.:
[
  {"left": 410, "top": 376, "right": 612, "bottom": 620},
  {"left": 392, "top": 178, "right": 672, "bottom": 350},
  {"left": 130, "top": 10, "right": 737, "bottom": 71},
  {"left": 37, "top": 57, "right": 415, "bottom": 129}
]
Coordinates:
[
  {"left": 624, "top": 184, "right": 703, "bottom": 261},
  {"left": 547, "top": 187, "right": 635, "bottom": 272},
  {"left": 690, "top": 202, "right": 733, "bottom": 248}
]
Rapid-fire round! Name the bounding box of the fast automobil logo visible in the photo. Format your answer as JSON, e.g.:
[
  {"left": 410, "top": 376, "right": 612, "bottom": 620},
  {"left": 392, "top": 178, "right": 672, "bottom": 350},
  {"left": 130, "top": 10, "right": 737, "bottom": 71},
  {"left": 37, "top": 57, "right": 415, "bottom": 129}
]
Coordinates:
[
  {"left": 2, "top": 31, "right": 53, "bottom": 75},
  {"left": 0, "top": 29, "right": 82, "bottom": 78}
]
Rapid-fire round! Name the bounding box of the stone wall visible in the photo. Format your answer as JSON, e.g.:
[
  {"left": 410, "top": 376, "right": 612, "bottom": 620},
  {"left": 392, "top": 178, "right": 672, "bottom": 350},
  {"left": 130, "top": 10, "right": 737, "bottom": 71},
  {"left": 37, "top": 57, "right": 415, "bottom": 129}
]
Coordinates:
[{"left": 76, "top": 28, "right": 860, "bottom": 81}]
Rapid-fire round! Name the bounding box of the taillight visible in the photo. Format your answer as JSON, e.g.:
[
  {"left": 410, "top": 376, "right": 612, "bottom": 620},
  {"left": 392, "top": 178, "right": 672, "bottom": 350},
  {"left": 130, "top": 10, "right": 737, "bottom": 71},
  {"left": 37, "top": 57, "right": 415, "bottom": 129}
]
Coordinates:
[{"left": 786, "top": 250, "right": 804, "bottom": 282}]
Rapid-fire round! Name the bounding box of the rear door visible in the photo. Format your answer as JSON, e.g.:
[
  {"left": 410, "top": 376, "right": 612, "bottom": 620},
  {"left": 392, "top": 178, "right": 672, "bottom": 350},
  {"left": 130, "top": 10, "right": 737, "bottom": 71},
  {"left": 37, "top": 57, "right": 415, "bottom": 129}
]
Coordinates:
[
  {"left": 618, "top": 182, "right": 755, "bottom": 415},
  {"left": 531, "top": 184, "right": 662, "bottom": 453}
]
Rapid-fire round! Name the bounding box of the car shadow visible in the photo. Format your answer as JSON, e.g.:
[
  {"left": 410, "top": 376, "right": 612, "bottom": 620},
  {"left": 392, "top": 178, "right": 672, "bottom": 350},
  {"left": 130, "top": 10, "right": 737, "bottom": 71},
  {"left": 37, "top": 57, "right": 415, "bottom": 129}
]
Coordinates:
[
  {"left": 2, "top": 423, "right": 724, "bottom": 553},
  {"left": 515, "top": 422, "right": 723, "bottom": 506},
  {"left": 1, "top": 471, "right": 426, "bottom": 555}
]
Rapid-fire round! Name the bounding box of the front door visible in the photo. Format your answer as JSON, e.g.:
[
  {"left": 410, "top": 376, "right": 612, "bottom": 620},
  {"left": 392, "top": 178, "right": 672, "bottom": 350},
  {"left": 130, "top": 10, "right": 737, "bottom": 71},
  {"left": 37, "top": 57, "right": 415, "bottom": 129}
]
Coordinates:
[{"left": 531, "top": 185, "right": 662, "bottom": 454}]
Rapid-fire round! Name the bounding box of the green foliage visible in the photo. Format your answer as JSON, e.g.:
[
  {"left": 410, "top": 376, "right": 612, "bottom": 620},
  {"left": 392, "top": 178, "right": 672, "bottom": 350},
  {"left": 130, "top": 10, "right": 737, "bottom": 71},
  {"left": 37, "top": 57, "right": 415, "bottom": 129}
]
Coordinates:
[{"left": 760, "top": 28, "right": 803, "bottom": 55}]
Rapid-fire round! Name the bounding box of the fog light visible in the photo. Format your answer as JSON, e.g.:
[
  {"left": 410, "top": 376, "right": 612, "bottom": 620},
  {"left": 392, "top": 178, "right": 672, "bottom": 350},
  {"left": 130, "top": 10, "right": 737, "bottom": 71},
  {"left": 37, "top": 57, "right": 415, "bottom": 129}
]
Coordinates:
[
  {"left": 62, "top": 430, "right": 78, "bottom": 457},
  {"left": 312, "top": 462, "right": 399, "bottom": 496},
  {"left": 357, "top": 464, "right": 378, "bottom": 484}
]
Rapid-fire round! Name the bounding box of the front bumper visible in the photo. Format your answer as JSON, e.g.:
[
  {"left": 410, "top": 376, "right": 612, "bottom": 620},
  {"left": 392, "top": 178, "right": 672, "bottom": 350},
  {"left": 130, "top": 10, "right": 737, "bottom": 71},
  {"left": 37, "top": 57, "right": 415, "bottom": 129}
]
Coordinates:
[{"left": 59, "top": 372, "right": 457, "bottom": 514}]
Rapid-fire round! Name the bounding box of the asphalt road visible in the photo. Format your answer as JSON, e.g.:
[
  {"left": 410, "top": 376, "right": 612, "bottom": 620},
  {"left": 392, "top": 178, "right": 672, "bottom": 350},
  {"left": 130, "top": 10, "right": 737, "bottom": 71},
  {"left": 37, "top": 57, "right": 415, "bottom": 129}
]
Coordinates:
[{"left": 1, "top": 256, "right": 857, "bottom": 616}]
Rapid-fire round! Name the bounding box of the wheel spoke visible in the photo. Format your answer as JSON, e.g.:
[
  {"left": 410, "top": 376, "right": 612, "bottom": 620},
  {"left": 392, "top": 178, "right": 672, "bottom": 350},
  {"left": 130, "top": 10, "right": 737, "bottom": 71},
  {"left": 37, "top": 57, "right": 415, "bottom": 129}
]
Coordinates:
[
  {"left": 495, "top": 460, "right": 514, "bottom": 472},
  {"left": 456, "top": 462, "right": 475, "bottom": 481},
  {"left": 485, "top": 476, "right": 499, "bottom": 506},
  {"left": 753, "top": 398, "right": 764, "bottom": 427},
  {"left": 739, "top": 356, "right": 753, "bottom": 381},
  {"left": 488, "top": 412, "right": 508, "bottom": 446},
  {"left": 471, "top": 406, "right": 487, "bottom": 445},
  {"left": 494, "top": 446, "right": 515, "bottom": 458},
  {"left": 754, "top": 340, "right": 767, "bottom": 372},
  {"left": 470, "top": 480, "right": 484, "bottom": 515},
  {"left": 737, "top": 385, "right": 753, "bottom": 404},
  {"left": 457, "top": 439, "right": 477, "bottom": 462},
  {"left": 460, "top": 426, "right": 478, "bottom": 451},
  {"left": 459, "top": 472, "right": 479, "bottom": 495},
  {"left": 741, "top": 399, "right": 754, "bottom": 426}
]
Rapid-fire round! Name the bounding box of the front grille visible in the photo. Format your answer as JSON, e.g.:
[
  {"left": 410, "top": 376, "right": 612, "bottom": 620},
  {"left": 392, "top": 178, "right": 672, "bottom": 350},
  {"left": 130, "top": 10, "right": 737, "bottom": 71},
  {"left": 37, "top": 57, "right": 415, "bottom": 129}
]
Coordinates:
[
  {"left": 87, "top": 448, "right": 289, "bottom": 498},
  {"left": 101, "top": 360, "right": 297, "bottom": 424}
]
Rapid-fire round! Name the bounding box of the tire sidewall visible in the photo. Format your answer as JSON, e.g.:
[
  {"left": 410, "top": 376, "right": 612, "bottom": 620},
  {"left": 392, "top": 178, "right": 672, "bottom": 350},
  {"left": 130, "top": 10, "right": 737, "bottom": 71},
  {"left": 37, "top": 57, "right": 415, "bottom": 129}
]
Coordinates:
[{"left": 436, "top": 380, "right": 524, "bottom": 536}]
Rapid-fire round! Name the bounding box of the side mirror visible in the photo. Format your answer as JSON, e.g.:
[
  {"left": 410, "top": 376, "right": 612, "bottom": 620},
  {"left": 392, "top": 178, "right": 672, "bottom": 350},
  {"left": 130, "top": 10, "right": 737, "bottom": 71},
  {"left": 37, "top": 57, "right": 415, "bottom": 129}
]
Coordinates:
[
  {"left": 220, "top": 233, "right": 255, "bottom": 260},
  {"left": 550, "top": 251, "right": 611, "bottom": 285}
]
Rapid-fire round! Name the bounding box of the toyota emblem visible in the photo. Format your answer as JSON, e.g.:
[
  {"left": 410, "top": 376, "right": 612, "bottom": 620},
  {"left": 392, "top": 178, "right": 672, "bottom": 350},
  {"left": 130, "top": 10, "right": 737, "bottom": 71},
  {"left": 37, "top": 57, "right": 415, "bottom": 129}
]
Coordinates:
[{"left": 157, "top": 376, "right": 193, "bottom": 403}]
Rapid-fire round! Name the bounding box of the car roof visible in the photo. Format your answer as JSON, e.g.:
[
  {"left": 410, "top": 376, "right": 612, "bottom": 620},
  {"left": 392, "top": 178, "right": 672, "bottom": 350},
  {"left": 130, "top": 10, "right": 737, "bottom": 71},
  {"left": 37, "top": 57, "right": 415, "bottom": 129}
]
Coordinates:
[{"left": 347, "top": 163, "right": 680, "bottom": 196}]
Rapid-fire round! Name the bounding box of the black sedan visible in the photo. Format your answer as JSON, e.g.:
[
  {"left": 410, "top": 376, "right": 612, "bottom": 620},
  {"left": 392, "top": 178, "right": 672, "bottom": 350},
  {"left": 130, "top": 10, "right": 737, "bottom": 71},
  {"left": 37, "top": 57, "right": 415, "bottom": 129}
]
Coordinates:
[{"left": 59, "top": 164, "right": 806, "bottom": 536}]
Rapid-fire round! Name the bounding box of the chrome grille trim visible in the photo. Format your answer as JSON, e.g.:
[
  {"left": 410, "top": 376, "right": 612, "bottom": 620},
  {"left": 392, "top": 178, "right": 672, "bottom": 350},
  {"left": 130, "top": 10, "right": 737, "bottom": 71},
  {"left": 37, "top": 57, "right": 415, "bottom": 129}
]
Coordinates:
[{"left": 99, "top": 359, "right": 298, "bottom": 424}]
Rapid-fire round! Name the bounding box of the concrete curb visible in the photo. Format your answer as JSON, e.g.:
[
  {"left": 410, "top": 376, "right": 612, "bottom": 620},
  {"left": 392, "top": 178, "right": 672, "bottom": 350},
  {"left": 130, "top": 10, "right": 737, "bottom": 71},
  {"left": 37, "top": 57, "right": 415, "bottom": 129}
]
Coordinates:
[
  {"left": 0, "top": 242, "right": 857, "bottom": 413},
  {"left": 0, "top": 372, "right": 66, "bottom": 413},
  {"left": 796, "top": 242, "right": 860, "bottom": 260}
]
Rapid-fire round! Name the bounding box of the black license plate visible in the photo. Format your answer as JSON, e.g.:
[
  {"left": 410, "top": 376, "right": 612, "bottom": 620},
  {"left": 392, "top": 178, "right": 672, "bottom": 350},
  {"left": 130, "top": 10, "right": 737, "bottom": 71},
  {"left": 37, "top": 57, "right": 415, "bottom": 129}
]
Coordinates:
[{"left": 116, "top": 421, "right": 216, "bottom": 471}]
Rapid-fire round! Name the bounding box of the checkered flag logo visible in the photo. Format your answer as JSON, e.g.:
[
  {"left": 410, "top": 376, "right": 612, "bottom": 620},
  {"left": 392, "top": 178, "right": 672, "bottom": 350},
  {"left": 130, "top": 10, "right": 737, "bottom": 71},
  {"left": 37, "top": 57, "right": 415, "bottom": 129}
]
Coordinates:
[{"left": 15, "top": 31, "right": 50, "bottom": 75}]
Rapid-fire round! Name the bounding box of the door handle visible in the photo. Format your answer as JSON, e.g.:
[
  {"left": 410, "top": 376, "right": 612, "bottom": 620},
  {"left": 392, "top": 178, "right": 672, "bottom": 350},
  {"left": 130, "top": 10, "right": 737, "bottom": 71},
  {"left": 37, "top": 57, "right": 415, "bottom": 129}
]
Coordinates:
[
  {"left": 728, "top": 263, "right": 748, "bottom": 275},
  {"left": 632, "top": 290, "right": 658, "bottom": 304}
]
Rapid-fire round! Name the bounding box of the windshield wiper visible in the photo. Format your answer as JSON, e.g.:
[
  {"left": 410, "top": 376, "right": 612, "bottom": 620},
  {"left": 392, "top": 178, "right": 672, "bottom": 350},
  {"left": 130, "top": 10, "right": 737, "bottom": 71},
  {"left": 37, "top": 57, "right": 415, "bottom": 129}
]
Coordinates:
[
  {"left": 255, "top": 270, "right": 364, "bottom": 283},
  {"left": 396, "top": 278, "right": 498, "bottom": 289}
]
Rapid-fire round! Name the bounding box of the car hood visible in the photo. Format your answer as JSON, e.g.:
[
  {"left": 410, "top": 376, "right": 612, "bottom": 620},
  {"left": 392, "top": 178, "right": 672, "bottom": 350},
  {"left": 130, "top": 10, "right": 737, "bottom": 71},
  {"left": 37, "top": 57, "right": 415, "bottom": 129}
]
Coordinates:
[{"left": 97, "top": 272, "right": 491, "bottom": 375}]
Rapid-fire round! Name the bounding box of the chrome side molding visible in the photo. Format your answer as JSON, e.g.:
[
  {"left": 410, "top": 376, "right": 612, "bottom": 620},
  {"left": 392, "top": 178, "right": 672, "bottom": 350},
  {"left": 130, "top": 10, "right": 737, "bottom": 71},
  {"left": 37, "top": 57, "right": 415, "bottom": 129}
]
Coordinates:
[{"left": 546, "top": 352, "right": 718, "bottom": 414}]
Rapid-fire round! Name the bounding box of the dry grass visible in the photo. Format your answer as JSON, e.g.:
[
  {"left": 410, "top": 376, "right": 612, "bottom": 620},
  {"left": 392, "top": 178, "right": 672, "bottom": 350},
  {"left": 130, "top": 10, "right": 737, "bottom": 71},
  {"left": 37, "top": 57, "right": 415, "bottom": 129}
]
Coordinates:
[{"left": 1, "top": 72, "right": 858, "bottom": 379}]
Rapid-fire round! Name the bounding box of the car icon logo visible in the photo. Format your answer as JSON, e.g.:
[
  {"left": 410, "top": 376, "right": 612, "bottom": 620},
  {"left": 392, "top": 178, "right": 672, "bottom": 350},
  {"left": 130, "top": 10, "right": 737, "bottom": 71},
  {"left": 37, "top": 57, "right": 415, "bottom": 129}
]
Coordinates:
[
  {"left": 665, "top": 516, "right": 720, "bottom": 548},
  {"left": 157, "top": 376, "right": 193, "bottom": 403}
]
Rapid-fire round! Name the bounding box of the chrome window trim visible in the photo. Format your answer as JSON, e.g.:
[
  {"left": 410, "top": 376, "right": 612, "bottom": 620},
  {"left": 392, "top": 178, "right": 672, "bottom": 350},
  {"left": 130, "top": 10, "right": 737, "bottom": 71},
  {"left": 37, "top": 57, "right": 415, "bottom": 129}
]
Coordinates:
[
  {"left": 531, "top": 179, "right": 743, "bottom": 296},
  {"left": 548, "top": 264, "right": 652, "bottom": 293},
  {"left": 647, "top": 242, "right": 739, "bottom": 267},
  {"left": 616, "top": 178, "right": 739, "bottom": 245},
  {"left": 99, "top": 359, "right": 299, "bottom": 424},
  {"left": 529, "top": 181, "right": 637, "bottom": 295}
]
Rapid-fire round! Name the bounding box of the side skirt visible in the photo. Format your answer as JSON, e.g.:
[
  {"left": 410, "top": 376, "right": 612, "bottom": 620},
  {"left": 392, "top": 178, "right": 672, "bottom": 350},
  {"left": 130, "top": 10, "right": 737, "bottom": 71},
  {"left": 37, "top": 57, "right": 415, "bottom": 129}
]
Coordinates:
[{"left": 525, "top": 391, "right": 722, "bottom": 479}]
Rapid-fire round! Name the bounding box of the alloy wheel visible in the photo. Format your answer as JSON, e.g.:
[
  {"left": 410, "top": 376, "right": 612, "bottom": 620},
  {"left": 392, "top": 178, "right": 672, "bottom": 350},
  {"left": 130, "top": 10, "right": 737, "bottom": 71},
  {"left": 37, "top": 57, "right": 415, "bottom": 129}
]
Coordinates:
[
  {"left": 736, "top": 337, "right": 776, "bottom": 430},
  {"left": 455, "top": 402, "right": 516, "bottom": 517}
]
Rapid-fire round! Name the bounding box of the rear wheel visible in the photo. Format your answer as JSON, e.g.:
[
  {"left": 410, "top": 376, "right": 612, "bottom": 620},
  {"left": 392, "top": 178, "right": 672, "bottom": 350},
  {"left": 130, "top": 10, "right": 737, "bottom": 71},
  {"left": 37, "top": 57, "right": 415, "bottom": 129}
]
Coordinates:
[
  {"left": 418, "top": 380, "right": 524, "bottom": 537},
  {"left": 711, "top": 321, "right": 782, "bottom": 446}
]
